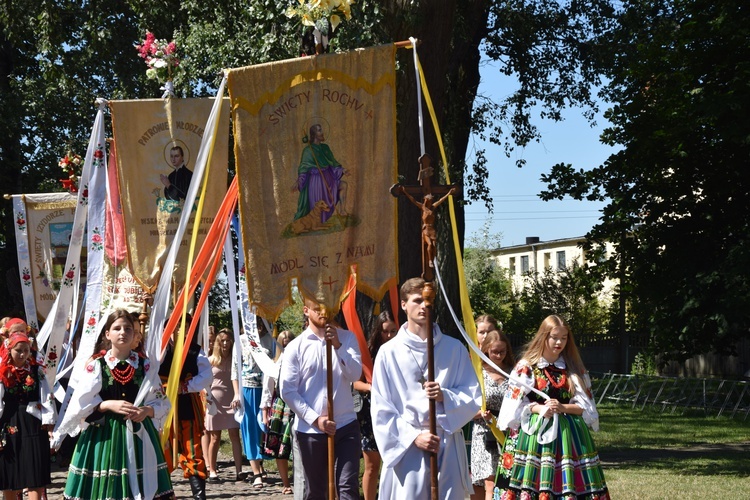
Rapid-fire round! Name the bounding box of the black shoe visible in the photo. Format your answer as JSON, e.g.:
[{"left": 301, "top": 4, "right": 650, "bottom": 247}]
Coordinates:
[
  {"left": 188, "top": 476, "right": 206, "bottom": 500},
  {"left": 207, "top": 475, "right": 221, "bottom": 483}
]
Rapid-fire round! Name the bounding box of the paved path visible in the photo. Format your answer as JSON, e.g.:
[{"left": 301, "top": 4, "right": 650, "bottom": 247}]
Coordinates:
[{"left": 47, "top": 456, "right": 297, "bottom": 499}]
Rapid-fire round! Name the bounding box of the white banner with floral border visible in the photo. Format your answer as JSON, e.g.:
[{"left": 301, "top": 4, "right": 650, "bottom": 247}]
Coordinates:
[
  {"left": 38, "top": 100, "right": 108, "bottom": 392},
  {"left": 11, "top": 193, "right": 77, "bottom": 331}
]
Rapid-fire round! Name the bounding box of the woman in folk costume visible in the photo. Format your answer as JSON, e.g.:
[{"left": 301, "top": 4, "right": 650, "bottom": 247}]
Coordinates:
[
  {"left": 0, "top": 332, "right": 56, "bottom": 500},
  {"left": 495, "top": 315, "right": 609, "bottom": 500},
  {"left": 57, "top": 309, "right": 174, "bottom": 499}
]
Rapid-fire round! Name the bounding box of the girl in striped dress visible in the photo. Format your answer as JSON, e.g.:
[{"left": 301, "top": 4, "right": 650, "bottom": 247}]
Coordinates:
[
  {"left": 495, "top": 315, "right": 609, "bottom": 500},
  {"left": 58, "top": 310, "right": 174, "bottom": 499}
]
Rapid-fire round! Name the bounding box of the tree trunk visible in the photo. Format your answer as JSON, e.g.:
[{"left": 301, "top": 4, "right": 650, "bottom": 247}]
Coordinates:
[
  {"left": 0, "top": 32, "right": 24, "bottom": 313},
  {"left": 384, "top": 1, "right": 491, "bottom": 332}
]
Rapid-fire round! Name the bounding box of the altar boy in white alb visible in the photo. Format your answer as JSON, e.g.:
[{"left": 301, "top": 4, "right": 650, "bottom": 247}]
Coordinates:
[{"left": 371, "top": 277, "right": 481, "bottom": 500}]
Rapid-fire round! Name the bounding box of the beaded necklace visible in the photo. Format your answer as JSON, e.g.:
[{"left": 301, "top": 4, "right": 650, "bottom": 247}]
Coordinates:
[
  {"left": 111, "top": 361, "right": 136, "bottom": 384},
  {"left": 543, "top": 366, "right": 567, "bottom": 389}
]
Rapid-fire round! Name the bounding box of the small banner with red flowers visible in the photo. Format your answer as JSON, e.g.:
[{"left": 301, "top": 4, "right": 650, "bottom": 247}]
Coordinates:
[
  {"left": 10, "top": 193, "right": 78, "bottom": 330},
  {"left": 108, "top": 98, "right": 230, "bottom": 292}
]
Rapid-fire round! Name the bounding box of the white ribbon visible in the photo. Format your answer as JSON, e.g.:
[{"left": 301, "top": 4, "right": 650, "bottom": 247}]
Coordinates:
[
  {"left": 161, "top": 80, "right": 175, "bottom": 99},
  {"left": 223, "top": 220, "right": 246, "bottom": 424},
  {"left": 409, "top": 37, "right": 426, "bottom": 156},
  {"left": 432, "top": 258, "right": 557, "bottom": 443},
  {"left": 39, "top": 100, "right": 107, "bottom": 396}
]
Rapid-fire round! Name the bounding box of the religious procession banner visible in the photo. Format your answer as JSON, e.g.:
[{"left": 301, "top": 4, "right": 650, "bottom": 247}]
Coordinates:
[
  {"left": 227, "top": 44, "right": 398, "bottom": 318},
  {"left": 109, "top": 98, "right": 230, "bottom": 292},
  {"left": 11, "top": 193, "right": 80, "bottom": 329}
]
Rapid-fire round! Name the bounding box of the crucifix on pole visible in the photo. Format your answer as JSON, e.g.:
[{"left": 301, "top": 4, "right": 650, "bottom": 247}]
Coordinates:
[{"left": 390, "top": 152, "right": 457, "bottom": 500}]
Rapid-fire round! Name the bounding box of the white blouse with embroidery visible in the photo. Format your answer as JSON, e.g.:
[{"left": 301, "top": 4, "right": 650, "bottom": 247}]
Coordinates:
[
  {"left": 53, "top": 350, "right": 170, "bottom": 442},
  {"left": 497, "top": 357, "right": 599, "bottom": 434}
]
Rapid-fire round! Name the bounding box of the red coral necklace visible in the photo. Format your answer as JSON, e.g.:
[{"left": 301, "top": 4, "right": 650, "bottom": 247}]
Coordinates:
[
  {"left": 111, "top": 362, "right": 135, "bottom": 384},
  {"left": 543, "top": 367, "right": 567, "bottom": 389}
]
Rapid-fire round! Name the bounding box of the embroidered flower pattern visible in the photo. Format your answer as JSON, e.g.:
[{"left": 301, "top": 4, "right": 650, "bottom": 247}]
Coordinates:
[
  {"left": 90, "top": 227, "right": 104, "bottom": 251},
  {"left": 21, "top": 267, "right": 31, "bottom": 287},
  {"left": 93, "top": 145, "right": 105, "bottom": 168},
  {"left": 16, "top": 213, "right": 26, "bottom": 232},
  {"left": 46, "top": 346, "right": 58, "bottom": 369},
  {"left": 63, "top": 265, "right": 77, "bottom": 287},
  {"left": 153, "top": 385, "right": 167, "bottom": 400},
  {"left": 80, "top": 185, "right": 89, "bottom": 206}
]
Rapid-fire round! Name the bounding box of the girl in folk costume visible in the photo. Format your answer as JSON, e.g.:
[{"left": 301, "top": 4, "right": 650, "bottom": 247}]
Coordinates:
[
  {"left": 0, "top": 332, "right": 56, "bottom": 500},
  {"left": 259, "top": 330, "right": 296, "bottom": 495},
  {"left": 471, "top": 330, "right": 515, "bottom": 500},
  {"left": 495, "top": 315, "right": 609, "bottom": 500},
  {"left": 57, "top": 310, "right": 174, "bottom": 499}
]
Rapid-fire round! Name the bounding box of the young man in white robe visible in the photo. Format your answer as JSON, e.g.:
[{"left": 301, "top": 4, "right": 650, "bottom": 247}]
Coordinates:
[{"left": 371, "top": 277, "right": 481, "bottom": 500}]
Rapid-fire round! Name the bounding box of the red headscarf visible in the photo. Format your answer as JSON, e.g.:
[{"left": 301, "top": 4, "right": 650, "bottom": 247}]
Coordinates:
[
  {"left": 0, "top": 332, "right": 33, "bottom": 387},
  {"left": 1, "top": 318, "right": 29, "bottom": 338}
]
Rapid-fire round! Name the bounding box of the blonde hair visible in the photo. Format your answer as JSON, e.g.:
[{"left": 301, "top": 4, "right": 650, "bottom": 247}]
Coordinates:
[
  {"left": 209, "top": 328, "right": 233, "bottom": 367},
  {"left": 522, "top": 315, "right": 586, "bottom": 394},
  {"left": 274, "top": 330, "right": 295, "bottom": 361}
]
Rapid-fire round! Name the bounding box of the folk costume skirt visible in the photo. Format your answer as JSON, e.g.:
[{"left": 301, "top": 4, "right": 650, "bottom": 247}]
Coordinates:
[
  {"left": 497, "top": 413, "right": 609, "bottom": 500},
  {"left": 0, "top": 400, "right": 51, "bottom": 491},
  {"left": 63, "top": 414, "right": 173, "bottom": 500},
  {"left": 262, "top": 392, "right": 294, "bottom": 459}
]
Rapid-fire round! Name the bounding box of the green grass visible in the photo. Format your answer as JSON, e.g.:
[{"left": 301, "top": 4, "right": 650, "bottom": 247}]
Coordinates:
[
  {"left": 219, "top": 405, "right": 750, "bottom": 498},
  {"left": 595, "top": 404, "right": 750, "bottom": 498},
  {"left": 595, "top": 403, "right": 750, "bottom": 450}
]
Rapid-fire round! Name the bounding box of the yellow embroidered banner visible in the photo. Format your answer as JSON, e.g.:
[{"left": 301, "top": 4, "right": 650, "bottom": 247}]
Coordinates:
[
  {"left": 109, "top": 99, "right": 230, "bottom": 292},
  {"left": 228, "top": 45, "right": 398, "bottom": 319}
]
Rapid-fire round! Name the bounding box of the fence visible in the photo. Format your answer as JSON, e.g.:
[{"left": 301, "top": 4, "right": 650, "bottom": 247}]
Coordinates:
[{"left": 590, "top": 372, "right": 750, "bottom": 420}]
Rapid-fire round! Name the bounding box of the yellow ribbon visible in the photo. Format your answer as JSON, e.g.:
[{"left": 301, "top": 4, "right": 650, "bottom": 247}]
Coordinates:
[
  {"left": 160, "top": 96, "right": 224, "bottom": 447},
  {"left": 415, "top": 58, "right": 506, "bottom": 446}
]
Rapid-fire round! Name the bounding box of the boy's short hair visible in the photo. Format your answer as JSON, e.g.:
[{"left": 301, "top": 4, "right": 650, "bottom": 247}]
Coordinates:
[{"left": 400, "top": 277, "right": 426, "bottom": 301}]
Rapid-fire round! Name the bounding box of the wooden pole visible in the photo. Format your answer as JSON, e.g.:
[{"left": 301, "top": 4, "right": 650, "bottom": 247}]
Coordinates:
[
  {"left": 326, "top": 333, "right": 335, "bottom": 500},
  {"left": 423, "top": 282, "right": 439, "bottom": 500}
]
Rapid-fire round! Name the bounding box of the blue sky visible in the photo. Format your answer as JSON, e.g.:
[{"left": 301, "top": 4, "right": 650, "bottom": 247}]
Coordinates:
[{"left": 462, "top": 61, "right": 615, "bottom": 248}]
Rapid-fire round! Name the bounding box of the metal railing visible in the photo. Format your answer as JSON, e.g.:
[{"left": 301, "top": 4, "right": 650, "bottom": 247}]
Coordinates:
[{"left": 590, "top": 372, "right": 750, "bottom": 420}]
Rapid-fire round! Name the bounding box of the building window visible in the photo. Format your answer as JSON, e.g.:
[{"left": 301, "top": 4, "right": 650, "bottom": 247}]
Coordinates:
[
  {"left": 544, "top": 252, "right": 551, "bottom": 270},
  {"left": 556, "top": 251, "right": 566, "bottom": 271},
  {"left": 509, "top": 257, "right": 516, "bottom": 275},
  {"left": 521, "top": 255, "right": 529, "bottom": 274}
]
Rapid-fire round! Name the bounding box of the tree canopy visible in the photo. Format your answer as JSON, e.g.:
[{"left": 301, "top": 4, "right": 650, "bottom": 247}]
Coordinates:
[
  {"left": 2, "top": 1, "right": 609, "bottom": 330},
  {"left": 541, "top": 0, "right": 750, "bottom": 359}
]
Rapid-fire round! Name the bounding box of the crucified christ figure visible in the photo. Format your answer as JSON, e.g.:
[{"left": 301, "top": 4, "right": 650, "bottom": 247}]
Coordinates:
[{"left": 390, "top": 184, "right": 457, "bottom": 271}]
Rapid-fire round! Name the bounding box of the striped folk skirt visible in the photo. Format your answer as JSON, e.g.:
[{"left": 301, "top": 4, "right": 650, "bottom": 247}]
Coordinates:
[{"left": 63, "top": 415, "right": 174, "bottom": 500}]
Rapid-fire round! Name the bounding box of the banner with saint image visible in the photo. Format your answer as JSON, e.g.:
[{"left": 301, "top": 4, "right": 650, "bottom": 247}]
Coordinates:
[
  {"left": 227, "top": 44, "right": 398, "bottom": 318},
  {"left": 109, "top": 98, "right": 230, "bottom": 292},
  {"left": 12, "top": 193, "right": 81, "bottom": 329}
]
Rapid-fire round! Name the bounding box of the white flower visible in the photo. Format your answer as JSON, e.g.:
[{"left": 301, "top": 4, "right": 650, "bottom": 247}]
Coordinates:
[{"left": 153, "top": 59, "right": 168, "bottom": 69}]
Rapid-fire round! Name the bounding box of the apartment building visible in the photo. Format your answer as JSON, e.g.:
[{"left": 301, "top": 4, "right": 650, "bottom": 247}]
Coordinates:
[{"left": 490, "top": 236, "right": 617, "bottom": 298}]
